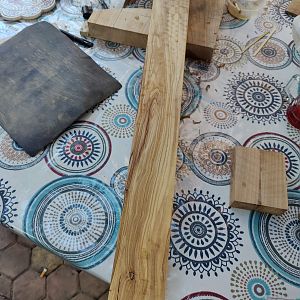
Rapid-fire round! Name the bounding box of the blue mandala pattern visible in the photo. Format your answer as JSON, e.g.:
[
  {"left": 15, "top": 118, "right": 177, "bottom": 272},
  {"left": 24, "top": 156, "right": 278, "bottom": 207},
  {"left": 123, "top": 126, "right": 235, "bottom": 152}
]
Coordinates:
[
  {"left": 169, "top": 189, "right": 243, "bottom": 278},
  {"left": 0, "top": 179, "right": 17, "bottom": 227},
  {"left": 203, "top": 102, "right": 238, "bottom": 130},
  {"left": 246, "top": 37, "right": 292, "bottom": 70},
  {"left": 255, "top": 14, "right": 283, "bottom": 34},
  {"left": 0, "top": 131, "right": 48, "bottom": 170},
  {"left": 269, "top": 0, "right": 293, "bottom": 27},
  {"left": 46, "top": 121, "right": 111, "bottom": 176},
  {"left": 126, "top": 68, "right": 201, "bottom": 118},
  {"left": 231, "top": 260, "right": 287, "bottom": 300},
  {"left": 225, "top": 73, "right": 288, "bottom": 124},
  {"left": 132, "top": 48, "right": 146, "bottom": 62},
  {"left": 110, "top": 166, "right": 128, "bottom": 202},
  {"left": 244, "top": 132, "right": 300, "bottom": 189},
  {"left": 186, "top": 59, "right": 220, "bottom": 82},
  {"left": 182, "top": 291, "right": 228, "bottom": 300},
  {"left": 249, "top": 190, "right": 300, "bottom": 287},
  {"left": 187, "top": 132, "right": 241, "bottom": 186},
  {"left": 220, "top": 11, "right": 248, "bottom": 29},
  {"left": 213, "top": 36, "right": 247, "bottom": 69},
  {"left": 23, "top": 176, "right": 121, "bottom": 269},
  {"left": 101, "top": 104, "right": 136, "bottom": 138},
  {"left": 93, "top": 40, "right": 133, "bottom": 61},
  {"left": 289, "top": 41, "right": 300, "bottom": 68}
]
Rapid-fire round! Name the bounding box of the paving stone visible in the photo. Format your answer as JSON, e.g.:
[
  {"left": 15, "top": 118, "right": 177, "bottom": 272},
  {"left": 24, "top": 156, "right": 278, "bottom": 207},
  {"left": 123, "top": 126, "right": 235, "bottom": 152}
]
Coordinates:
[
  {"left": 0, "top": 225, "right": 16, "bottom": 250},
  {"left": 31, "top": 247, "right": 63, "bottom": 274},
  {"left": 0, "top": 243, "right": 30, "bottom": 279},
  {"left": 0, "top": 273, "right": 11, "bottom": 299},
  {"left": 47, "top": 265, "right": 79, "bottom": 300},
  {"left": 17, "top": 235, "right": 36, "bottom": 248},
  {"left": 71, "top": 293, "right": 94, "bottom": 300},
  {"left": 98, "top": 292, "right": 108, "bottom": 300},
  {"left": 12, "top": 270, "right": 45, "bottom": 300},
  {"left": 79, "top": 271, "right": 109, "bottom": 299}
]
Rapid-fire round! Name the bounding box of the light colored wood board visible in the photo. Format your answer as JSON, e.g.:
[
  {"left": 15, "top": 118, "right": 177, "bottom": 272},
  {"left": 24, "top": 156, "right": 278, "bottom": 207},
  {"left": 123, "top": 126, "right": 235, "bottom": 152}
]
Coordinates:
[
  {"left": 230, "top": 147, "right": 260, "bottom": 210},
  {"left": 259, "top": 150, "right": 288, "bottom": 215},
  {"left": 108, "top": 0, "right": 190, "bottom": 298},
  {"left": 87, "top": 0, "right": 224, "bottom": 61},
  {"left": 286, "top": 0, "right": 300, "bottom": 16},
  {"left": 88, "top": 8, "right": 150, "bottom": 49},
  {"left": 186, "top": 0, "right": 225, "bottom": 59}
]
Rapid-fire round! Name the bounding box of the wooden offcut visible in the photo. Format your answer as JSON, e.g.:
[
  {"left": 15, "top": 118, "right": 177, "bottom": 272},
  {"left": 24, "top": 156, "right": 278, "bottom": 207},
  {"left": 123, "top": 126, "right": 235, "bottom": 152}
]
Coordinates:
[
  {"left": 108, "top": 0, "right": 190, "bottom": 298},
  {"left": 230, "top": 147, "right": 288, "bottom": 215},
  {"left": 86, "top": 0, "right": 224, "bottom": 61},
  {"left": 286, "top": 0, "right": 300, "bottom": 16}
]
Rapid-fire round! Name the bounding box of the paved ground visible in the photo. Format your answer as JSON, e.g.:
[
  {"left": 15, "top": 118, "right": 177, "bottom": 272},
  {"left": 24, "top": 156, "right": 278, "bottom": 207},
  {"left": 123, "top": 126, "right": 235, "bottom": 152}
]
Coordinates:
[{"left": 0, "top": 225, "right": 109, "bottom": 300}]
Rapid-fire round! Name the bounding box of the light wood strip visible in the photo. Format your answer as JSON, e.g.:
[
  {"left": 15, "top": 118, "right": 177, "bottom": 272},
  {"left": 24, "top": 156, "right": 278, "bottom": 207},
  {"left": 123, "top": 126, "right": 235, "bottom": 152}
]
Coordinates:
[{"left": 108, "top": 0, "right": 190, "bottom": 298}]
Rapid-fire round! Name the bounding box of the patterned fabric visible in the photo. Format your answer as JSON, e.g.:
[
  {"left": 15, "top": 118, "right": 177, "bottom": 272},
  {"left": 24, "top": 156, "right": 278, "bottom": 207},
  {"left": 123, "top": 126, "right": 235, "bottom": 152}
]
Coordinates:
[{"left": 0, "top": 1, "right": 299, "bottom": 299}]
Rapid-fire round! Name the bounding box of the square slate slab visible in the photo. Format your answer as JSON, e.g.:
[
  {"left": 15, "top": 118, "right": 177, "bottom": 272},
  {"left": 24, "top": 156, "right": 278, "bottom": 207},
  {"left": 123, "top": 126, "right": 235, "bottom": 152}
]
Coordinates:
[{"left": 0, "top": 21, "right": 121, "bottom": 156}]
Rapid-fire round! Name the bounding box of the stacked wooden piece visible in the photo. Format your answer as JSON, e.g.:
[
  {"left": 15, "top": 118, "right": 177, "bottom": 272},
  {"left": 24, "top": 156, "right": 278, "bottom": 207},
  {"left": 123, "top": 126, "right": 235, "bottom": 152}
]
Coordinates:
[
  {"left": 230, "top": 147, "right": 288, "bottom": 215},
  {"left": 83, "top": 0, "right": 225, "bottom": 61}
]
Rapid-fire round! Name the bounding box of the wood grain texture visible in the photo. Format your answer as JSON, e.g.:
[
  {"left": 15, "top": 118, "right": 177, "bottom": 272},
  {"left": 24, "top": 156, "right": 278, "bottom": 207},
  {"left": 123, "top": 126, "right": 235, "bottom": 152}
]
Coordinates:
[
  {"left": 230, "top": 147, "right": 260, "bottom": 210},
  {"left": 286, "top": 0, "right": 300, "bottom": 16},
  {"left": 87, "top": 0, "right": 224, "bottom": 61},
  {"left": 108, "top": 0, "right": 190, "bottom": 298},
  {"left": 259, "top": 151, "right": 288, "bottom": 214},
  {"left": 88, "top": 8, "right": 150, "bottom": 49},
  {"left": 230, "top": 147, "right": 288, "bottom": 215}
]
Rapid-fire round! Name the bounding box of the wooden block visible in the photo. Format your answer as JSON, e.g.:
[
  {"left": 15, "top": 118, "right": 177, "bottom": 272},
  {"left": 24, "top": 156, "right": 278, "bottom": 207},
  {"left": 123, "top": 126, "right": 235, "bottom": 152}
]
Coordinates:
[
  {"left": 230, "top": 147, "right": 288, "bottom": 215},
  {"left": 259, "top": 151, "right": 288, "bottom": 214},
  {"left": 286, "top": 0, "right": 300, "bottom": 16},
  {"left": 87, "top": 0, "right": 224, "bottom": 61},
  {"left": 88, "top": 8, "right": 149, "bottom": 49},
  {"left": 230, "top": 147, "right": 260, "bottom": 210},
  {"left": 108, "top": 0, "right": 189, "bottom": 298}
]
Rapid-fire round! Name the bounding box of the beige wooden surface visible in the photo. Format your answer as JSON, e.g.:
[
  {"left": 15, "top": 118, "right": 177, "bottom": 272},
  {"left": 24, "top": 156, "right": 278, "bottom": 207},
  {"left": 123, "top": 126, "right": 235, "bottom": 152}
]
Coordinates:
[
  {"left": 230, "top": 147, "right": 260, "bottom": 210},
  {"left": 88, "top": 8, "right": 149, "bottom": 49},
  {"left": 87, "top": 0, "right": 224, "bottom": 61},
  {"left": 286, "top": 0, "right": 300, "bottom": 16},
  {"left": 259, "top": 151, "right": 288, "bottom": 214},
  {"left": 230, "top": 147, "right": 288, "bottom": 215},
  {"left": 108, "top": 0, "right": 190, "bottom": 298}
]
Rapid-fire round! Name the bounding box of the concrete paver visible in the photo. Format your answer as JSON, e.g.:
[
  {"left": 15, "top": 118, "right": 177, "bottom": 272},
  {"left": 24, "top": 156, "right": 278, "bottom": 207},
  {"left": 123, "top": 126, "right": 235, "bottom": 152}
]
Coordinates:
[
  {"left": 0, "top": 226, "right": 16, "bottom": 250},
  {"left": 0, "top": 243, "right": 30, "bottom": 279}
]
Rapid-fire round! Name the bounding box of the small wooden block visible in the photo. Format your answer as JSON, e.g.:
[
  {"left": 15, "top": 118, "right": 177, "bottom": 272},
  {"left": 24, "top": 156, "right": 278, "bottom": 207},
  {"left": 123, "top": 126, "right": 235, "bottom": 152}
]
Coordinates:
[
  {"left": 286, "top": 0, "right": 300, "bottom": 16},
  {"left": 230, "top": 147, "right": 288, "bottom": 215},
  {"left": 230, "top": 147, "right": 260, "bottom": 210}
]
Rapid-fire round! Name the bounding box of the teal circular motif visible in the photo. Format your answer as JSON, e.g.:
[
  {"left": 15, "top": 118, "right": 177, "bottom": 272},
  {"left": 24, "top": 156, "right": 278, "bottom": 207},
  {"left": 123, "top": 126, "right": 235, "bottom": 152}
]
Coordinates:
[
  {"left": 220, "top": 12, "right": 248, "bottom": 29},
  {"left": 249, "top": 190, "right": 300, "bottom": 287},
  {"left": 93, "top": 40, "right": 133, "bottom": 61},
  {"left": 114, "top": 114, "right": 132, "bottom": 128},
  {"left": 23, "top": 176, "right": 121, "bottom": 269},
  {"left": 102, "top": 104, "right": 136, "bottom": 138},
  {"left": 247, "top": 278, "right": 271, "bottom": 300},
  {"left": 110, "top": 166, "right": 128, "bottom": 202},
  {"left": 126, "top": 69, "right": 201, "bottom": 118},
  {"left": 289, "top": 41, "right": 300, "bottom": 67},
  {"left": 46, "top": 121, "right": 111, "bottom": 176},
  {"left": 0, "top": 131, "right": 48, "bottom": 170},
  {"left": 231, "top": 260, "right": 287, "bottom": 299},
  {"left": 247, "top": 37, "right": 292, "bottom": 70}
]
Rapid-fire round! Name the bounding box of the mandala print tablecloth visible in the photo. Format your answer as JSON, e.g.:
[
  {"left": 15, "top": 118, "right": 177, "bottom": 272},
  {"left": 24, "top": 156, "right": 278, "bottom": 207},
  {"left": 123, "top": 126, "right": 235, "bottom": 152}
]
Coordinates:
[{"left": 0, "top": 0, "right": 299, "bottom": 299}]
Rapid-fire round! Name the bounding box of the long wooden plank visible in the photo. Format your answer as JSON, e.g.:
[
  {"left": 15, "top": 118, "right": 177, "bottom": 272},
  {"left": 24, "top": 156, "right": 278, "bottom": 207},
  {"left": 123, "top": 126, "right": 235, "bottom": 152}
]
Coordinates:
[
  {"left": 108, "top": 0, "right": 190, "bottom": 298},
  {"left": 87, "top": 0, "right": 224, "bottom": 61}
]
